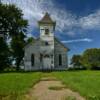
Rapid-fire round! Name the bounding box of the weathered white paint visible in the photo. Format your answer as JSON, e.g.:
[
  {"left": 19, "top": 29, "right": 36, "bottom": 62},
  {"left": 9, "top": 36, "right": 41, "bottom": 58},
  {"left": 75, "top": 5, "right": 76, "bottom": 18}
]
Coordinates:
[
  {"left": 24, "top": 13, "right": 69, "bottom": 71},
  {"left": 43, "top": 58, "right": 51, "bottom": 69}
]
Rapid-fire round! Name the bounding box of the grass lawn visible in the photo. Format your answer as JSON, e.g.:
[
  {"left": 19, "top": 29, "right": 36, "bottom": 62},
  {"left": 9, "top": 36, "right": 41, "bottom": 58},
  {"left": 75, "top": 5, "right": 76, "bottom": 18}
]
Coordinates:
[
  {"left": 0, "top": 71, "right": 100, "bottom": 100},
  {"left": 0, "top": 72, "right": 42, "bottom": 100},
  {"left": 50, "top": 71, "right": 100, "bottom": 100}
]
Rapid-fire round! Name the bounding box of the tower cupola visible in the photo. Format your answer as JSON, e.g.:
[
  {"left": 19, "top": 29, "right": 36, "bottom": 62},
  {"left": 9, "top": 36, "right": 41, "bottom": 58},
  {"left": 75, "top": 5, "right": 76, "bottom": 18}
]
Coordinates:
[{"left": 38, "top": 12, "right": 56, "bottom": 38}]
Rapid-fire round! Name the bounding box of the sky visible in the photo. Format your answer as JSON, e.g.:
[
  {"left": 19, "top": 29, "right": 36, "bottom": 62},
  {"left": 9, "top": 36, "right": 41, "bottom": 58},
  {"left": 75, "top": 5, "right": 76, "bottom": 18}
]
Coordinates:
[{"left": 2, "top": 0, "right": 100, "bottom": 60}]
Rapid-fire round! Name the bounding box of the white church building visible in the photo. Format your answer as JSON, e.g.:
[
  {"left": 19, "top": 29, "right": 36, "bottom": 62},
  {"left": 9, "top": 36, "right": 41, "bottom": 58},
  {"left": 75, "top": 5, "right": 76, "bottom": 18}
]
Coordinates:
[{"left": 24, "top": 13, "right": 69, "bottom": 71}]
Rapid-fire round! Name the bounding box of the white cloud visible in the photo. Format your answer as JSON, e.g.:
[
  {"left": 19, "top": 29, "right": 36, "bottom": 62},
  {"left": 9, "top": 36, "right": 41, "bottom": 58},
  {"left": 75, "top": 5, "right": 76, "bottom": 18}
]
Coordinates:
[
  {"left": 79, "top": 10, "right": 100, "bottom": 30},
  {"left": 62, "top": 38, "right": 93, "bottom": 43},
  {"left": 2, "top": 0, "right": 100, "bottom": 36},
  {"left": 66, "top": 31, "right": 76, "bottom": 37},
  {"left": 2, "top": 0, "right": 76, "bottom": 34}
]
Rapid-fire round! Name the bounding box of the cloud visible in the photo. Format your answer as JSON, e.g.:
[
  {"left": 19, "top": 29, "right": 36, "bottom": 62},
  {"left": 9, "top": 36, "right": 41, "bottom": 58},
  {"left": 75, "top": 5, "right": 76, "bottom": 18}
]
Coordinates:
[
  {"left": 66, "top": 31, "right": 76, "bottom": 37},
  {"left": 62, "top": 38, "right": 93, "bottom": 43},
  {"left": 2, "top": 0, "right": 76, "bottom": 34},
  {"left": 2, "top": 0, "right": 100, "bottom": 36},
  {"left": 79, "top": 10, "right": 100, "bottom": 30}
]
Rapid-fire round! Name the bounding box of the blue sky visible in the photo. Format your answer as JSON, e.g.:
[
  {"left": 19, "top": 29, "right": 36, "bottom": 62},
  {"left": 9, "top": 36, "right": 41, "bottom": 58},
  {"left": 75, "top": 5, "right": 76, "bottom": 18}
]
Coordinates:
[{"left": 2, "top": 0, "right": 100, "bottom": 60}]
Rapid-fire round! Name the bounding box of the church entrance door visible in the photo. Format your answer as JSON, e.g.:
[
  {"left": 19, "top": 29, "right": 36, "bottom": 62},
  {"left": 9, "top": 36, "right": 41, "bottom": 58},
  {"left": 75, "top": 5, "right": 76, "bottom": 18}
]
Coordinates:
[{"left": 43, "top": 55, "right": 51, "bottom": 70}]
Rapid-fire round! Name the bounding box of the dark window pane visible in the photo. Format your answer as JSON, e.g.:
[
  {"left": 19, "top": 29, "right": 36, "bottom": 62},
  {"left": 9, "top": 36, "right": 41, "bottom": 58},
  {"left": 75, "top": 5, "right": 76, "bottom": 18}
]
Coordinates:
[
  {"left": 31, "top": 54, "right": 34, "bottom": 66},
  {"left": 45, "top": 41, "right": 49, "bottom": 45},
  {"left": 45, "top": 29, "right": 49, "bottom": 35},
  {"left": 40, "top": 54, "right": 43, "bottom": 62},
  {"left": 59, "top": 54, "right": 62, "bottom": 66}
]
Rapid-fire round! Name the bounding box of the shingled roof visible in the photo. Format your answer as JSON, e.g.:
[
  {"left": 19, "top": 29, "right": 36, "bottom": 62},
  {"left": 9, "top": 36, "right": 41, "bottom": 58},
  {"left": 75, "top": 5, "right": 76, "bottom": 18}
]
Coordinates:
[{"left": 38, "top": 12, "right": 56, "bottom": 25}]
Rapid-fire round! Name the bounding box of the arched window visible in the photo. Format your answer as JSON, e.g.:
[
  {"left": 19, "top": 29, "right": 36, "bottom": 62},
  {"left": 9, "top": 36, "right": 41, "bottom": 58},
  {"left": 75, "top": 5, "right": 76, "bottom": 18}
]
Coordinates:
[
  {"left": 59, "top": 54, "right": 62, "bottom": 66},
  {"left": 31, "top": 54, "right": 34, "bottom": 66}
]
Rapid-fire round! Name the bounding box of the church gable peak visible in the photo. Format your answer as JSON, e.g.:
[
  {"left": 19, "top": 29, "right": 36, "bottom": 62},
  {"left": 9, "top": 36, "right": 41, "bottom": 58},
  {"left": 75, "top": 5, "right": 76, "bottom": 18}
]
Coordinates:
[{"left": 38, "top": 12, "right": 56, "bottom": 25}]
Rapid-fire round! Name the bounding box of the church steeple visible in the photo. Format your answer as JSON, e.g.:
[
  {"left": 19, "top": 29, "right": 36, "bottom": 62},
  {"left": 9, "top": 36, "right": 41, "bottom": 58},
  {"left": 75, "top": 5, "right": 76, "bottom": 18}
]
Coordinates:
[
  {"left": 38, "top": 12, "right": 56, "bottom": 25},
  {"left": 38, "top": 12, "right": 56, "bottom": 39}
]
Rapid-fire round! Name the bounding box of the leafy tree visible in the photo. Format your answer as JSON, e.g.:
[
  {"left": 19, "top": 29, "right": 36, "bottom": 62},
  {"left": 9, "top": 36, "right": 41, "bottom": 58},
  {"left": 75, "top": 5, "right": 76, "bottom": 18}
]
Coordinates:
[
  {"left": 81, "top": 48, "right": 100, "bottom": 69},
  {"left": 0, "top": 3, "right": 28, "bottom": 71},
  {"left": 0, "top": 4, "right": 27, "bottom": 38},
  {"left": 71, "top": 55, "right": 82, "bottom": 69},
  {"left": 26, "top": 37, "right": 35, "bottom": 44},
  {"left": 11, "top": 32, "right": 26, "bottom": 71},
  {"left": 0, "top": 38, "right": 10, "bottom": 71}
]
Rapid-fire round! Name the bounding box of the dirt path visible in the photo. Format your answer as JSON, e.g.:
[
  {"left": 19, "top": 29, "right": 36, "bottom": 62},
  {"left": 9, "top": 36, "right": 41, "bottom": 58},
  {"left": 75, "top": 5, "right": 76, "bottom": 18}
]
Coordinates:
[{"left": 25, "top": 77, "right": 85, "bottom": 100}]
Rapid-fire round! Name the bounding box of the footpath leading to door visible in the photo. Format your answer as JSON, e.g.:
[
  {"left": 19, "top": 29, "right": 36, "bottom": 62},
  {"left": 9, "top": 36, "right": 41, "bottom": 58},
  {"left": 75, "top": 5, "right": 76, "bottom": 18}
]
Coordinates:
[{"left": 25, "top": 77, "right": 85, "bottom": 100}]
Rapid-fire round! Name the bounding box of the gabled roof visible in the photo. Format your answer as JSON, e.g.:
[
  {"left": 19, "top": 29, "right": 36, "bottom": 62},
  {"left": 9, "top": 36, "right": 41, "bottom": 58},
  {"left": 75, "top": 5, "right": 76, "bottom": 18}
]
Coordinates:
[
  {"left": 24, "top": 36, "right": 70, "bottom": 52},
  {"left": 54, "top": 37, "right": 70, "bottom": 51},
  {"left": 38, "top": 12, "right": 56, "bottom": 25}
]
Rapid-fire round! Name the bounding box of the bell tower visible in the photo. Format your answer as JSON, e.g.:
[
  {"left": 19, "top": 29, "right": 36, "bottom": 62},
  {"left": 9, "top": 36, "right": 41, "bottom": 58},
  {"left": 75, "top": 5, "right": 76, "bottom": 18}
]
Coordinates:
[
  {"left": 38, "top": 12, "right": 56, "bottom": 69},
  {"left": 38, "top": 12, "right": 56, "bottom": 41}
]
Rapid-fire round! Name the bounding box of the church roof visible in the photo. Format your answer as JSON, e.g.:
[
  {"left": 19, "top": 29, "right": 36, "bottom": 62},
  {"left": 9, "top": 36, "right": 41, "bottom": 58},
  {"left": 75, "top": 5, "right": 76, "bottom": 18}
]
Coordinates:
[
  {"left": 24, "top": 36, "right": 70, "bottom": 51},
  {"left": 38, "top": 12, "right": 56, "bottom": 25},
  {"left": 54, "top": 37, "right": 70, "bottom": 51}
]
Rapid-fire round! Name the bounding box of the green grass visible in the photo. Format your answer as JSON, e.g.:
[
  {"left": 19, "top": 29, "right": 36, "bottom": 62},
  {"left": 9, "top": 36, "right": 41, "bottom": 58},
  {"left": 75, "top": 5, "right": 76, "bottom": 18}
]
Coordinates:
[
  {"left": 50, "top": 71, "right": 100, "bottom": 100},
  {"left": 0, "top": 71, "right": 100, "bottom": 100},
  {"left": 0, "top": 72, "right": 42, "bottom": 100}
]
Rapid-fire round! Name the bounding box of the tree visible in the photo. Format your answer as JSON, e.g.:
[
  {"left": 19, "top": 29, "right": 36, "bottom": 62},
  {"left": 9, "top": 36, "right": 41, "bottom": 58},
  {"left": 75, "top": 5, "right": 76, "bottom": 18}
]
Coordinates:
[
  {"left": 81, "top": 48, "right": 100, "bottom": 69},
  {"left": 0, "top": 4, "right": 27, "bottom": 38},
  {"left": 0, "top": 3, "right": 28, "bottom": 71},
  {"left": 71, "top": 55, "right": 82, "bottom": 69},
  {"left": 0, "top": 38, "right": 10, "bottom": 71},
  {"left": 11, "top": 32, "right": 26, "bottom": 71},
  {"left": 27, "top": 37, "right": 35, "bottom": 43}
]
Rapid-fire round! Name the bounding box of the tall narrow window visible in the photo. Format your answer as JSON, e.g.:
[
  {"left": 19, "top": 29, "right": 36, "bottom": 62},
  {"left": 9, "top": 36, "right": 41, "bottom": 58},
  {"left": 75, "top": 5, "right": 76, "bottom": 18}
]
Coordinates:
[
  {"left": 59, "top": 54, "right": 62, "bottom": 66},
  {"left": 40, "top": 54, "right": 43, "bottom": 62},
  {"left": 31, "top": 54, "right": 34, "bottom": 66}
]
